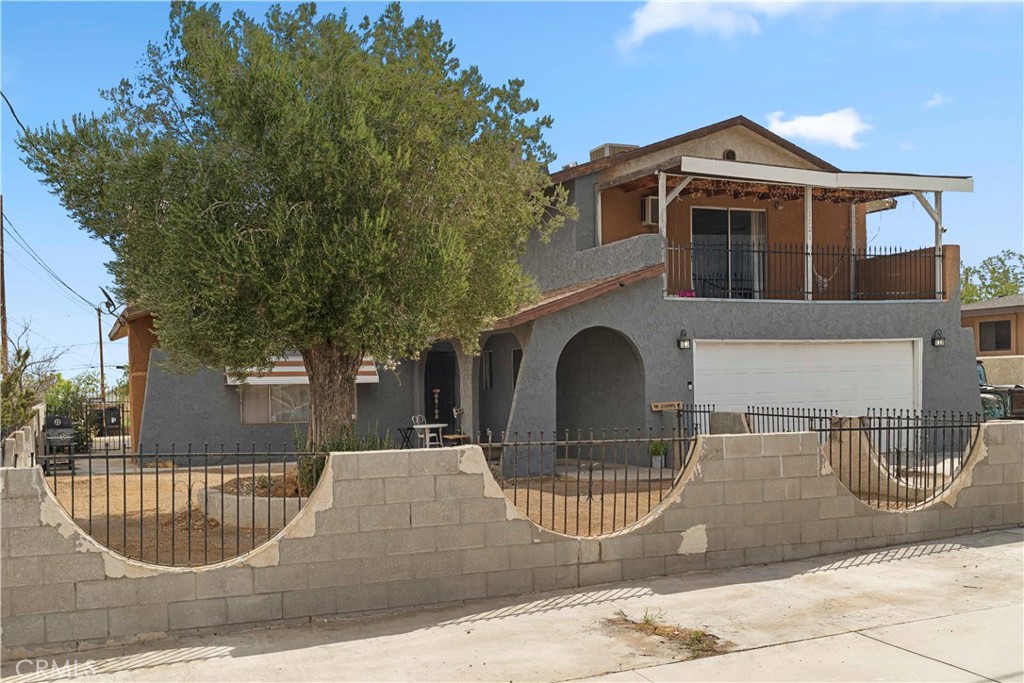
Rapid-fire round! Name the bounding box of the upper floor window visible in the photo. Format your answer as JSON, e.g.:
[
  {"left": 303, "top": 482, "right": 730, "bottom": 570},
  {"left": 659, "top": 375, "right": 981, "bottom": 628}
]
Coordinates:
[
  {"left": 723, "top": 149, "right": 737, "bottom": 161},
  {"left": 979, "top": 320, "right": 1012, "bottom": 352}
]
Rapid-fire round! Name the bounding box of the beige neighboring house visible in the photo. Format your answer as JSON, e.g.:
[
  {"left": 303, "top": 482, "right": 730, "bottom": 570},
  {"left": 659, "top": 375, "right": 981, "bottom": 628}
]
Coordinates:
[{"left": 962, "top": 294, "right": 1024, "bottom": 384}]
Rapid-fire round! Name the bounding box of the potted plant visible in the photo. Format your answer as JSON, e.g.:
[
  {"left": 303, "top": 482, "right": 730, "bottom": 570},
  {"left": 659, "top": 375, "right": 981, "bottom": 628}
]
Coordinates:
[{"left": 649, "top": 440, "right": 668, "bottom": 469}]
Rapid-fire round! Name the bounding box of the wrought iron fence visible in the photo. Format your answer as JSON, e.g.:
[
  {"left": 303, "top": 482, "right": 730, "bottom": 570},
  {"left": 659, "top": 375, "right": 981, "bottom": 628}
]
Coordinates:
[
  {"left": 745, "top": 406, "right": 837, "bottom": 440},
  {"left": 745, "top": 406, "right": 984, "bottom": 509},
  {"left": 665, "top": 242, "right": 940, "bottom": 301},
  {"left": 85, "top": 398, "right": 132, "bottom": 453},
  {"left": 473, "top": 405, "right": 715, "bottom": 537},
  {"left": 36, "top": 444, "right": 322, "bottom": 567}
]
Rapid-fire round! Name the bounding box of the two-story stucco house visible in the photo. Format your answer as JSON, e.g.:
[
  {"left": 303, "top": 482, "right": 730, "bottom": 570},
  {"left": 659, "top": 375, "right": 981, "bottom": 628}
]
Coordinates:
[{"left": 114, "top": 115, "right": 980, "bottom": 452}]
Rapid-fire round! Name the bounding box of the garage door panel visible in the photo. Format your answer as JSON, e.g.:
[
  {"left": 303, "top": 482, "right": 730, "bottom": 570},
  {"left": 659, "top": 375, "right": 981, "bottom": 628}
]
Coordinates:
[{"left": 693, "top": 340, "right": 918, "bottom": 414}]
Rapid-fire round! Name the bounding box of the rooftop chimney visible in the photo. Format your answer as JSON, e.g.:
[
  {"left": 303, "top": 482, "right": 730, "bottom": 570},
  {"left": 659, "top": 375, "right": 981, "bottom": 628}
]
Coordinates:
[{"left": 589, "top": 143, "right": 639, "bottom": 161}]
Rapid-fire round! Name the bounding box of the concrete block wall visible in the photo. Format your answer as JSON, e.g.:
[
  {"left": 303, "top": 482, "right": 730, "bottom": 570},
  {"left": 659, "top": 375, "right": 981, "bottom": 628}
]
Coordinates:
[
  {"left": 2, "top": 422, "right": 1021, "bottom": 657},
  {"left": 1, "top": 403, "right": 45, "bottom": 468}
]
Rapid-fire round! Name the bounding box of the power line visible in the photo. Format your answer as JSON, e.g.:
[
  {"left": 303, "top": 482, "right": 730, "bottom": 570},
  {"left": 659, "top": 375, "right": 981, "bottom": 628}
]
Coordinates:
[
  {"left": 2, "top": 212, "right": 114, "bottom": 316},
  {"left": 1, "top": 241, "right": 99, "bottom": 313}
]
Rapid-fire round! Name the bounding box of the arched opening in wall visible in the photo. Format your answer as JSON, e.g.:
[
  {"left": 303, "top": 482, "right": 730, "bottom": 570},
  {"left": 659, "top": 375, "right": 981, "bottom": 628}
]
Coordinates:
[
  {"left": 424, "top": 341, "right": 460, "bottom": 431},
  {"left": 477, "top": 333, "right": 522, "bottom": 441},
  {"left": 489, "top": 326, "right": 680, "bottom": 537},
  {"left": 556, "top": 327, "right": 645, "bottom": 437}
]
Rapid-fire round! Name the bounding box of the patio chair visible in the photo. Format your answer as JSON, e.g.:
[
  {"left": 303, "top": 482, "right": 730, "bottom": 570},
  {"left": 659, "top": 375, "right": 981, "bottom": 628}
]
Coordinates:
[
  {"left": 443, "top": 407, "right": 469, "bottom": 446},
  {"left": 412, "top": 414, "right": 441, "bottom": 448}
]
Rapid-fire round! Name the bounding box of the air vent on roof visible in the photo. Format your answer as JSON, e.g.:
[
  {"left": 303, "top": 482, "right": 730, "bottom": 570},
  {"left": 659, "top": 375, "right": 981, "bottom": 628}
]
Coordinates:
[
  {"left": 562, "top": 162, "right": 578, "bottom": 170},
  {"left": 589, "top": 143, "right": 639, "bottom": 161}
]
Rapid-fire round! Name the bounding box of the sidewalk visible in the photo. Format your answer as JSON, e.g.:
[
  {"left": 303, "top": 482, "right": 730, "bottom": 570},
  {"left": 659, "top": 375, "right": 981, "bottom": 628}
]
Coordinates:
[{"left": 3, "top": 528, "right": 1021, "bottom": 683}]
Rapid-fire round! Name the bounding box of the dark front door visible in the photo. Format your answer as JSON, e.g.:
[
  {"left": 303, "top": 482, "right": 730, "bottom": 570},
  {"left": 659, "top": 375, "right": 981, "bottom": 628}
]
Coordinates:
[{"left": 424, "top": 350, "right": 459, "bottom": 431}]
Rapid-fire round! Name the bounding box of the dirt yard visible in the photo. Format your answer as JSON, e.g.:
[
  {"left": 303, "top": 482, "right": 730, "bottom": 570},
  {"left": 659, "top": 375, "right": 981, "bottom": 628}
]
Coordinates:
[
  {"left": 501, "top": 475, "right": 676, "bottom": 536},
  {"left": 44, "top": 460, "right": 300, "bottom": 566}
]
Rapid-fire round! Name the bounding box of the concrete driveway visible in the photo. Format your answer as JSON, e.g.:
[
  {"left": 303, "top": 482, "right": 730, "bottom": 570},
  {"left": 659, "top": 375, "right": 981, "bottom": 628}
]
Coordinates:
[{"left": 3, "top": 528, "right": 1021, "bottom": 683}]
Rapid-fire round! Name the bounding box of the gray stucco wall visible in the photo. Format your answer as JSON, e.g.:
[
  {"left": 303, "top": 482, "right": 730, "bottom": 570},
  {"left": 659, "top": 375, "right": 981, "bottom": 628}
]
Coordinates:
[
  {"left": 478, "top": 333, "right": 521, "bottom": 439},
  {"left": 556, "top": 326, "right": 646, "bottom": 435},
  {"left": 140, "top": 350, "right": 301, "bottom": 451},
  {"left": 140, "top": 351, "right": 414, "bottom": 450},
  {"left": 505, "top": 274, "right": 981, "bottom": 442},
  {"left": 518, "top": 177, "right": 664, "bottom": 292},
  {"left": 354, "top": 362, "right": 415, "bottom": 443}
]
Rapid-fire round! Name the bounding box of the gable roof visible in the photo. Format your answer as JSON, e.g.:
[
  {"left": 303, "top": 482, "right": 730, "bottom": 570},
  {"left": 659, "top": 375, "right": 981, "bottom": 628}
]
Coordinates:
[
  {"left": 962, "top": 294, "right": 1024, "bottom": 313},
  {"left": 549, "top": 115, "right": 840, "bottom": 185}
]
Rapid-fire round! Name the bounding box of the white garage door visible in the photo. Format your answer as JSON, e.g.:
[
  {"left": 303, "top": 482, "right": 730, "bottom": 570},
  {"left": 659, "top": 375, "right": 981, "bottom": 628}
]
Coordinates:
[{"left": 693, "top": 339, "right": 920, "bottom": 414}]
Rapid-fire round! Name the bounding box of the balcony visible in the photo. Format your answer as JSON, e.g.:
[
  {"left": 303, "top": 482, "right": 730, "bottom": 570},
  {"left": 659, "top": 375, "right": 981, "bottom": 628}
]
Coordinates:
[{"left": 665, "top": 242, "right": 957, "bottom": 302}]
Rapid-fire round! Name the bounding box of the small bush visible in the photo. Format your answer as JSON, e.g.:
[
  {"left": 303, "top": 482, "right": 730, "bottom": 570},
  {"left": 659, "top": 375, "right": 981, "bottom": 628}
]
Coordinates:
[
  {"left": 298, "top": 424, "right": 394, "bottom": 494},
  {"left": 297, "top": 454, "right": 326, "bottom": 496},
  {"left": 649, "top": 440, "right": 668, "bottom": 457}
]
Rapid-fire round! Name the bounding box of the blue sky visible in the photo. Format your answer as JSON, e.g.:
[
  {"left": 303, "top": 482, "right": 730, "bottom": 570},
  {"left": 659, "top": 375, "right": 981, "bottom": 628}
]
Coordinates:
[{"left": 2, "top": 1, "right": 1022, "bottom": 377}]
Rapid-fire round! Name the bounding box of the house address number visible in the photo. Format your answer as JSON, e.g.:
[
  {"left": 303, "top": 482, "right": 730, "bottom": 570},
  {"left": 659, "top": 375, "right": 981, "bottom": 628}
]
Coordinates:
[{"left": 649, "top": 401, "right": 683, "bottom": 412}]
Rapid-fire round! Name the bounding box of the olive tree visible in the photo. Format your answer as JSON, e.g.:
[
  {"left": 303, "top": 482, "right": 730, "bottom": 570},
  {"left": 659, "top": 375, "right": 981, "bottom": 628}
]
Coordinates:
[{"left": 20, "top": 2, "right": 569, "bottom": 447}]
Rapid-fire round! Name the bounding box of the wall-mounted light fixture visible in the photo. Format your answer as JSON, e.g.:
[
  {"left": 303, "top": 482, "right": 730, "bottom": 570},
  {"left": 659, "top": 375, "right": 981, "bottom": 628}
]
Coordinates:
[
  {"left": 677, "top": 329, "right": 691, "bottom": 350},
  {"left": 931, "top": 329, "right": 946, "bottom": 348}
]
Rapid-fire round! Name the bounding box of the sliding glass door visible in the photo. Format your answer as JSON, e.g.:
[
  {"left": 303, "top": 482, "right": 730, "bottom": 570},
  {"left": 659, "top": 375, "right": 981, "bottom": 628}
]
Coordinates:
[{"left": 691, "top": 208, "right": 766, "bottom": 298}]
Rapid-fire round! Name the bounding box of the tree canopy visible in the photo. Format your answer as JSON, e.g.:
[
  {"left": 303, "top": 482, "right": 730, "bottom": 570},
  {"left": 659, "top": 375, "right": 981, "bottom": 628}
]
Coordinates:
[
  {"left": 19, "top": 2, "right": 570, "bottom": 445},
  {"left": 960, "top": 250, "right": 1024, "bottom": 304}
]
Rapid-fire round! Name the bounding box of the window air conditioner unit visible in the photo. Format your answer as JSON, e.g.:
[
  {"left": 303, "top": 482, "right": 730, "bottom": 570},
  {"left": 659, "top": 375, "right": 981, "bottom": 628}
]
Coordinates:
[{"left": 641, "top": 196, "right": 659, "bottom": 226}]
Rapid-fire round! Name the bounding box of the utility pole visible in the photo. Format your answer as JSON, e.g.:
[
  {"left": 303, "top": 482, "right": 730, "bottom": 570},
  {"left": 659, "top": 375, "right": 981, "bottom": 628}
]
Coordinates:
[
  {"left": 97, "top": 306, "right": 106, "bottom": 411},
  {"left": 1, "top": 193, "right": 7, "bottom": 375}
]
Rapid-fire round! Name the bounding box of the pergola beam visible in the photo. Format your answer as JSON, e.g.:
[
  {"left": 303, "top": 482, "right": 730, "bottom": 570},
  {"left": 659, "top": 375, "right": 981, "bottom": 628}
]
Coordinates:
[
  {"left": 665, "top": 175, "right": 693, "bottom": 205},
  {"left": 679, "top": 157, "right": 973, "bottom": 193}
]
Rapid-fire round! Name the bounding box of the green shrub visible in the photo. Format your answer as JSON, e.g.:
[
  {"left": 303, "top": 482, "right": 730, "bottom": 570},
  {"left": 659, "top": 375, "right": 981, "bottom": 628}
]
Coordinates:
[
  {"left": 649, "top": 440, "right": 668, "bottom": 457},
  {"left": 298, "top": 424, "right": 394, "bottom": 494}
]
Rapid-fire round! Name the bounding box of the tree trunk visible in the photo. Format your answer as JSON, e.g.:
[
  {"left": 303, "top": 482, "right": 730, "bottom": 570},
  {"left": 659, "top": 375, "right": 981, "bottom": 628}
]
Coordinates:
[{"left": 301, "top": 341, "right": 361, "bottom": 450}]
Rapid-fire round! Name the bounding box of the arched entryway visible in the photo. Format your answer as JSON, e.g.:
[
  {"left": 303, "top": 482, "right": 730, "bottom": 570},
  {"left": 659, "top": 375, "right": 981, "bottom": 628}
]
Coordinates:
[
  {"left": 424, "top": 341, "right": 459, "bottom": 431},
  {"left": 477, "top": 333, "right": 523, "bottom": 440},
  {"left": 556, "top": 327, "right": 645, "bottom": 436}
]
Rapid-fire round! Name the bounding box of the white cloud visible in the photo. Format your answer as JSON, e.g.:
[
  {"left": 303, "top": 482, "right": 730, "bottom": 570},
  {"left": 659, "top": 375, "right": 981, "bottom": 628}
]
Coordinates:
[
  {"left": 924, "top": 93, "right": 952, "bottom": 108},
  {"left": 618, "top": 1, "right": 803, "bottom": 50},
  {"left": 899, "top": 141, "right": 916, "bottom": 151},
  {"left": 766, "top": 109, "right": 872, "bottom": 149}
]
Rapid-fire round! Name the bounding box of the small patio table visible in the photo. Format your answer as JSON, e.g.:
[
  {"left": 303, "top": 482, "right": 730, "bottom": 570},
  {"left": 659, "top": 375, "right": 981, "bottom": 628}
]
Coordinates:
[{"left": 412, "top": 423, "right": 447, "bottom": 448}]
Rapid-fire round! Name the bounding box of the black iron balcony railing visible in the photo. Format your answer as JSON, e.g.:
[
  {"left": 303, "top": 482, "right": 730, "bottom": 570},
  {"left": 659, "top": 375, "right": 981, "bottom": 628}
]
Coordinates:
[{"left": 665, "top": 242, "right": 942, "bottom": 301}]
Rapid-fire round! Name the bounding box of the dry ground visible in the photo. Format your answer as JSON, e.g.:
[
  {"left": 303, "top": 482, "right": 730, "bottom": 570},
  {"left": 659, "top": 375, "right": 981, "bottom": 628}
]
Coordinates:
[
  {"left": 500, "top": 475, "right": 676, "bottom": 536},
  {"left": 44, "top": 461, "right": 300, "bottom": 566}
]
